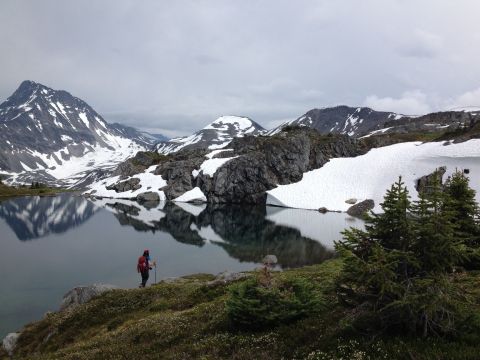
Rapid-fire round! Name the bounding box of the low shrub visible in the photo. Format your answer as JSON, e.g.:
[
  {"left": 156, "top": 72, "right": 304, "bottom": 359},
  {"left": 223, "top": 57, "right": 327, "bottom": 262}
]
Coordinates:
[{"left": 226, "top": 276, "right": 324, "bottom": 330}]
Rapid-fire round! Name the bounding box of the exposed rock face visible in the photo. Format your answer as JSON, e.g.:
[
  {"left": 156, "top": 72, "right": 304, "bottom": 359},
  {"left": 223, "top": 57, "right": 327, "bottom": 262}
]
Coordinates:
[
  {"left": 415, "top": 167, "right": 447, "bottom": 194},
  {"left": 2, "top": 332, "right": 20, "bottom": 356},
  {"left": 106, "top": 127, "right": 364, "bottom": 205},
  {"left": 60, "top": 284, "right": 118, "bottom": 311},
  {"left": 347, "top": 199, "right": 375, "bottom": 217},
  {"left": 106, "top": 178, "right": 141, "bottom": 192},
  {"left": 154, "top": 152, "right": 206, "bottom": 199},
  {"left": 203, "top": 129, "right": 362, "bottom": 204}
]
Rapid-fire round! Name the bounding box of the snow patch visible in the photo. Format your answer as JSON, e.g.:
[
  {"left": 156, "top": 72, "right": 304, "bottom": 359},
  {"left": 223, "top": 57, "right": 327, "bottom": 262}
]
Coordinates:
[{"left": 174, "top": 187, "right": 207, "bottom": 203}]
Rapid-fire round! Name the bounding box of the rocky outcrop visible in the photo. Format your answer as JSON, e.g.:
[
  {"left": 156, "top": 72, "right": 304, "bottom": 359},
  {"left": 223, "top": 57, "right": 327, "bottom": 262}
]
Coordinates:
[
  {"left": 415, "top": 167, "right": 446, "bottom": 194},
  {"left": 154, "top": 151, "right": 206, "bottom": 199},
  {"left": 106, "top": 178, "right": 141, "bottom": 192},
  {"left": 60, "top": 284, "right": 118, "bottom": 312},
  {"left": 2, "top": 332, "right": 20, "bottom": 356},
  {"left": 202, "top": 129, "right": 362, "bottom": 204},
  {"left": 105, "top": 127, "right": 365, "bottom": 205},
  {"left": 347, "top": 199, "right": 375, "bottom": 217}
]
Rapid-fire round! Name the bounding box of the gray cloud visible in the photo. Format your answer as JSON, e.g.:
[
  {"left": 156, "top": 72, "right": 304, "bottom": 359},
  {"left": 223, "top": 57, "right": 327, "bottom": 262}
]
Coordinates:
[{"left": 1, "top": 0, "right": 480, "bottom": 137}]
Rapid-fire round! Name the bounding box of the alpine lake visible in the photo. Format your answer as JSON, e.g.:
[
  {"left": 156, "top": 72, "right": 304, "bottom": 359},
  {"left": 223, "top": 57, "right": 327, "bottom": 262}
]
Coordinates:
[{"left": 0, "top": 193, "right": 364, "bottom": 338}]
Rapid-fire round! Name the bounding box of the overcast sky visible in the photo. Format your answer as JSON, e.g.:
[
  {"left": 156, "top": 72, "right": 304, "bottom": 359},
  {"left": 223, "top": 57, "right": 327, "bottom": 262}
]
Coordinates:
[{"left": 1, "top": 0, "right": 480, "bottom": 137}]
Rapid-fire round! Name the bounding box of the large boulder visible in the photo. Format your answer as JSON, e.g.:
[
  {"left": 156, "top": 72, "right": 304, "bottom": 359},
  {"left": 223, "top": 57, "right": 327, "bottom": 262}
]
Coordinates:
[
  {"left": 347, "top": 199, "right": 375, "bottom": 217},
  {"left": 416, "top": 166, "right": 446, "bottom": 194},
  {"left": 60, "top": 284, "right": 118, "bottom": 312},
  {"left": 136, "top": 191, "right": 160, "bottom": 203},
  {"left": 106, "top": 178, "right": 141, "bottom": 193},
  {"left": 2, "top": 332, "right": 19, "bottom": 356}
]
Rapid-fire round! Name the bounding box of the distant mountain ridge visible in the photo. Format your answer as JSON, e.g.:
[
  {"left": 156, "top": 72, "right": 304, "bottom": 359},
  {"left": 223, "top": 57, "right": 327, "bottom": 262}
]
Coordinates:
[
  {"left": 268, "top": 105, "right": 480, "bottom": 138},
  {"left": 0, "top": 80, "right": 166, "bottom": 186},
  {"left": 268, "top": 106, "right": 403, "bottom": 137}
]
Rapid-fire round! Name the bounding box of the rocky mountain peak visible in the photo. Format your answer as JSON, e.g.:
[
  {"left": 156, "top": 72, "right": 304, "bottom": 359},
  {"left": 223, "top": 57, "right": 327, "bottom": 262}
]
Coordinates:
[
  {"left": 156, "top": 115, "right": 266, "bottom": 155},
  {"left": 0, "top": 81, "right": 164, "bottom": 186}
]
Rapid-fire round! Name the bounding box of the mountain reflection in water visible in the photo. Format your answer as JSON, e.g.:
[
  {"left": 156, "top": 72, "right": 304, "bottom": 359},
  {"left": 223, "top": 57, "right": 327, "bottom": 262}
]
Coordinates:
[
  {"left": 0, "top": 194, "right": 363, "bottom": 268},
  {"left": 0, "top": 194, "right": 98, "bottom": 241},
  {"left": 0, "top": 194, "right": 363, "bottom": 339},
  {"left": 91, "top": 198, "right": 363, "bottom": 268}
]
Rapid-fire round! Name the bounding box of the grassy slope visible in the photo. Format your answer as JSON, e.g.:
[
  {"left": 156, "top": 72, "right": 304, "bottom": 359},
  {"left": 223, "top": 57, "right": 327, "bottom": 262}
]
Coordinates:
[
  {"left": 3, "top": 259, "right": 480, "bottom": 360},
  {"left": 0, "top": 183, "right": 68, "bottom": 198}
]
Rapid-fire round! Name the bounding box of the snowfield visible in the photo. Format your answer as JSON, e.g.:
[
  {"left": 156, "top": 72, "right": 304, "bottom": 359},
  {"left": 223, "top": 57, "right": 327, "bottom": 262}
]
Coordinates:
[
  {"left": 87, "top": 165, "right": 167, "bottom": 200},
  {"left": 267, "top": 140, "right": 480, "bottom": 212}
]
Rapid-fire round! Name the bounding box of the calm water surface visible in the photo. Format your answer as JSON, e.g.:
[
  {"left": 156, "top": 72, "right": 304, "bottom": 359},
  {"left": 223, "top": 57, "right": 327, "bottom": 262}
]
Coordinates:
[{"left": 0, "top": 194, "right": 363, "bottom": 337}]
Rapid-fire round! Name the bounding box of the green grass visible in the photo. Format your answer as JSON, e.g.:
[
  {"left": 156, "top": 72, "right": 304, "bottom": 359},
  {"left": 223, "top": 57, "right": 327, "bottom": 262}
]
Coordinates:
[
  {"left": 3, "top": 260, "right": 480, "bottom": 359},
  {"left": 0, "top": 182, "right": 70, "bottom": 198}
]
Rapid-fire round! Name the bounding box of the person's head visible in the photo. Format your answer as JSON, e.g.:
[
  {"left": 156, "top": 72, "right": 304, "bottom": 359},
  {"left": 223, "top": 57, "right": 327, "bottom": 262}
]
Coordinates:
[{"left": 143, "top": 249, "right": 149, "bottom": 257}]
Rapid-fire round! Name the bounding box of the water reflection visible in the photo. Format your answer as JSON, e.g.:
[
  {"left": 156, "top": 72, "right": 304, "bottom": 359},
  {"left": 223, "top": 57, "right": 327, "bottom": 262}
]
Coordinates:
[
  {"left": 0, "top": 195, "right": 363, "bottom": 337},
  {"left": 90, "top": 198, "right": 363, "bottom": 268},
  {"left": 0, "top": 194, "right": 98, "bottom": 241},
  {"left": 0, "top": 195, "right": 364, "bottom": 268}
]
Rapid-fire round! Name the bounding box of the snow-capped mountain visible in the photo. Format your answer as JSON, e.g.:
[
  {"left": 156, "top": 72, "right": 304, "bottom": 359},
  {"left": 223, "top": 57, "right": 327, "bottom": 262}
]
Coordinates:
[
  {"left": 155, "top": 115, "right": 265, "bottom": 154},
  {"left": 268, "top": 106, "right": 403, "bottom": 137},
  {"left": 0, "top": 80, "right": 164, "bottom": 186}
]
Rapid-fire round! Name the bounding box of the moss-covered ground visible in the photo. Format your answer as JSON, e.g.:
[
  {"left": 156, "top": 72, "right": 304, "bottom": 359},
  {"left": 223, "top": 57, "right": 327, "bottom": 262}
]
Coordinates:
[{"left": 2, "top": 259, "right": 480, "bottom": 359}]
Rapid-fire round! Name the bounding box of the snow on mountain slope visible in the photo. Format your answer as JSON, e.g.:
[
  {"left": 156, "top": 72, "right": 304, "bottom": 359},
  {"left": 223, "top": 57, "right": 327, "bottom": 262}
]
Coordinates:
[
  {"left": 0, "top": 81, "right": 163, "bottom": 186},
  {"left": 266, "top": 139, "right": 480, "bottom": 212},
  {"left": 155, "top": 115, "right": 265, "bottom": 154}
]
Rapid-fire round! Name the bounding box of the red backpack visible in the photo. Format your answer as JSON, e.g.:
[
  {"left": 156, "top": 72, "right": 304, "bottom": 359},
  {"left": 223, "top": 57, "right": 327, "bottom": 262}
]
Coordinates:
[{"left": 137, "top": 256, "right": 148, "bottom": 273}]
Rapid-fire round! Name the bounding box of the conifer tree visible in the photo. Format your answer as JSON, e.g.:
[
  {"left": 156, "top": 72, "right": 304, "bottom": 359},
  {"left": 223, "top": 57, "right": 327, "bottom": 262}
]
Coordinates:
[
  {"left": 443, "top": 170, "right": 480, "bottom": 268},
  {"left": 411, "top": 175, "right": 461, "bottom": 274},
  {"left": 336, "top": 177, "right": 417, "bottom": 316}
]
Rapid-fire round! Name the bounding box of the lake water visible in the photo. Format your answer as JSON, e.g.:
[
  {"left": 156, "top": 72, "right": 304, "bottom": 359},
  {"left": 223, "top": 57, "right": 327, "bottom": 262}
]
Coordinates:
[{"left": 0, "top": 194, "right": 363, "bottom": 338}]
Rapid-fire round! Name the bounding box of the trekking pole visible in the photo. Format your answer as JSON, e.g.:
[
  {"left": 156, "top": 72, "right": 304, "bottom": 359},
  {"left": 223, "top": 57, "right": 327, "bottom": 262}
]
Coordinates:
[{"left": 154, "top": 262, "right": 157, "bottom": 284}]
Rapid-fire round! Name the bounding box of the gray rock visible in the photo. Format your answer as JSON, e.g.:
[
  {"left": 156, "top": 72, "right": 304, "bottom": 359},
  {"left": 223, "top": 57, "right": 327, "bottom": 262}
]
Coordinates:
[
  {"left": 106, "top": 177, "right": 141, "bottom": 193},
  {"left": 416, "top": 166, "right": 446, "bottom": 194},
  {"left": 109, "top": 128, "right": 363, "bottom": 204},
  {"left": 207, "top": 271, "right": 250, "bottom": 286},
  {"left": 60, "top": 284, "right": 118, "bottom": 311},
  {"left": 262, "top": 254, "right": 278, "bottom": 265},
  {"left": 2, "top": 332, "right": 20, "bottom": 356},
  {"left": 345, "top": 198, "right": 357, "bottom": 204},
  {"left": 318, "top": 207, "right": 328, "bottom": 213},
  {"left": 136, "top": 191, "right": 160, "bottom": 203},
  {"left": 347, "top": 199, "right": 375, "bottom": 217}
]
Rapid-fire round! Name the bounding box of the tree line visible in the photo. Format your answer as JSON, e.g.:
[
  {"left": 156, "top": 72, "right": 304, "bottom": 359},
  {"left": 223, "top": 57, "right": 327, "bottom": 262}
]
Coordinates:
[{"left": 336, "top": 169, "right": 480, "bottom": 337}]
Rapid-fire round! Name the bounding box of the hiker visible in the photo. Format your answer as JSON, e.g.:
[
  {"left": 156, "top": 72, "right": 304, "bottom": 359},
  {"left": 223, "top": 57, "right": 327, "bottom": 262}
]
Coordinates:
[{"left": 137, "top": 249, "right": 156, "bottom": 288}]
